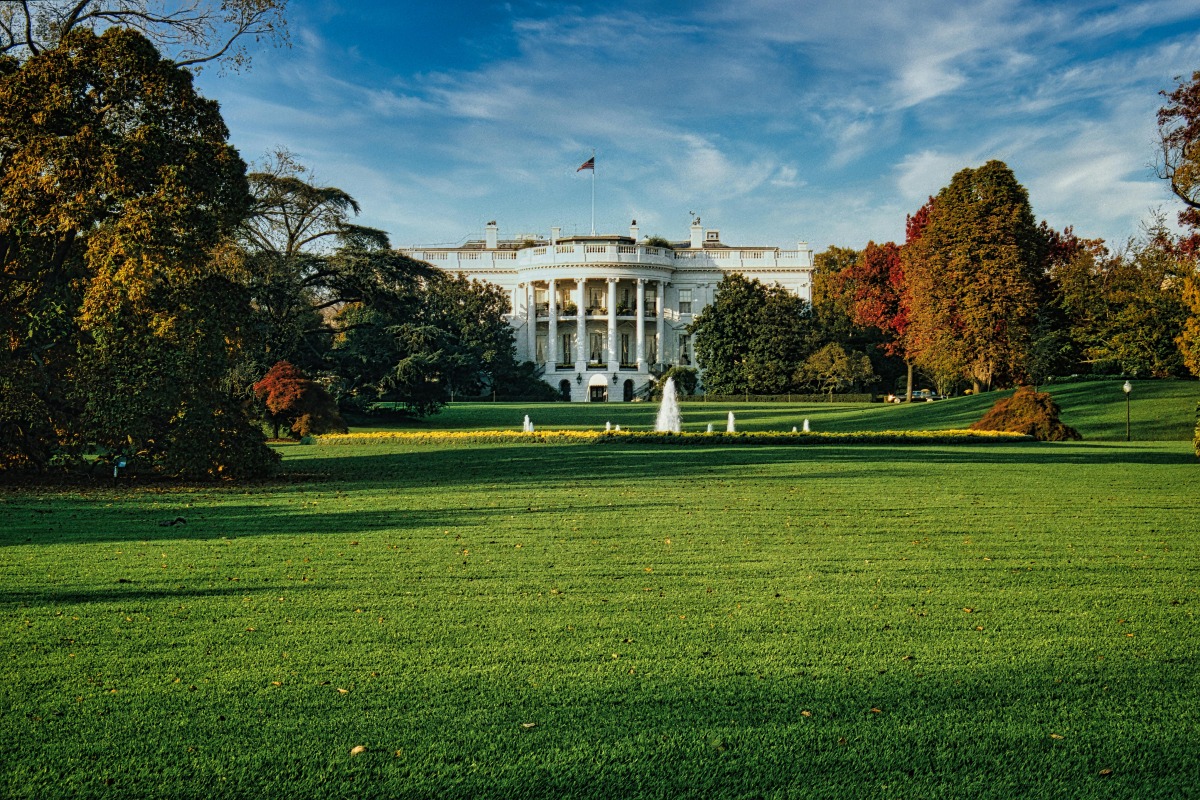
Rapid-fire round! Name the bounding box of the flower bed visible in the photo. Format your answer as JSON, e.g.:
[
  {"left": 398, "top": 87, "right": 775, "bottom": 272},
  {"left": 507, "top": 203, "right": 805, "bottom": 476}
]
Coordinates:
[{"left": 316, "top": 429, "right": 1032, "bottom": 446}]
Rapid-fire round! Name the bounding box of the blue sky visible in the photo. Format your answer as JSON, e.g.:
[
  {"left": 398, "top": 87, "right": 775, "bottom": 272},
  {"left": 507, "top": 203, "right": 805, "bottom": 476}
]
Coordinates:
[{"left": 196, "top": 0, "right": 1200, "bottom": 251}]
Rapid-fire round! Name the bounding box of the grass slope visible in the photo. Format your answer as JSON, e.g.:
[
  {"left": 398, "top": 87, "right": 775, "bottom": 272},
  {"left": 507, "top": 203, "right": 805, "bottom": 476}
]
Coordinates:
[
  {"left": 379, "top": 379, "right": 1199, "bottom": 441},
  {"left": 2, "top": 434, "right": 1198, "bottom": 798}
]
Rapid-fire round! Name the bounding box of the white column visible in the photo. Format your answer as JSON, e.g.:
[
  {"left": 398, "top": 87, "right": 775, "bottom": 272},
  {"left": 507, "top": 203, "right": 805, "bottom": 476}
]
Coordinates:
[
  {"left": 607, "top": 277, "right": 618, "bottom": 370},
  {"left": 635, "top": 279, "right": 646, "bottom": 370},
  {"left": 576, "top": 278, "right": 587, "bottom": 367},
  {"left": 526, "top": 283, "right": 537, "bottom": 364},
  {"left": 547, "top": 278, "right": 558, "bottom": 367},
  {"left": 656, "top": 280, "right": 665, "bottom": 364}
]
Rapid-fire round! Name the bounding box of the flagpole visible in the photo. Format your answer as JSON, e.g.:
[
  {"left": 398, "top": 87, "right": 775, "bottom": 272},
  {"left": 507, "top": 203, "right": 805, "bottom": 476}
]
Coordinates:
[{"left": 590, "top": 149, "right": 596, "bottom": 235}]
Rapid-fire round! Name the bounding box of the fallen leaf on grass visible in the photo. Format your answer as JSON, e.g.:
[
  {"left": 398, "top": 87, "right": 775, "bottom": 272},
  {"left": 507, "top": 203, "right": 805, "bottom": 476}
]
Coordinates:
[
  {"left": 870, "top": 708, "right": 882, "bottom": 714},
  {"left": 350, "top": 745, "right": 366, "bottom": 756},
  {"left": 1050, "top": 733, "right": 1064, "bottom": 740},
  {"left": 271, "top": 681, "right": 282, "bottom": 687},
  {"left": 1099, "top": 769, "right": 1113, "bottom": 778},
  {"left": 801, "top": 711, "right": 812, "bottom": 718},
  {"left": 337, "top": 688, "right": 349, "bottom": 694},
  {"left": 521, "top": 722, "right": 536, "bottom": 729}
]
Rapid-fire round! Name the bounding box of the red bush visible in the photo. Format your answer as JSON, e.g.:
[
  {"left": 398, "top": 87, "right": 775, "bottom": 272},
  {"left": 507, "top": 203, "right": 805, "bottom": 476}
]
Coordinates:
[{"left": 253, "top": 361, "right": 347, "bottom": 439}]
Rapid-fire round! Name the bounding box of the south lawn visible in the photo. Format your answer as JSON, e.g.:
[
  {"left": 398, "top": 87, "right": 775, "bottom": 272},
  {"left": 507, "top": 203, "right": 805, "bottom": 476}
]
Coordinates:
[{"left": 1, "top": 380, "right": 1197, "bottom": 798}]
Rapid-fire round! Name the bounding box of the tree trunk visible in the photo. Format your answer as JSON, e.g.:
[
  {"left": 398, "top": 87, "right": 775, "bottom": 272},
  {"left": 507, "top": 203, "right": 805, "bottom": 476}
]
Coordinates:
[{"left": 905, "top": 361, "right": 914, "bottom": 402}]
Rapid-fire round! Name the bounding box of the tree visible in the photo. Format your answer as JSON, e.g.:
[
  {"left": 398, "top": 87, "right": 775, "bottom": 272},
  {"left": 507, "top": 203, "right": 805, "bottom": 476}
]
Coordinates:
[
  {"left": 797, "top": 343, "right": 876, "bottom": 401},
  {"left": 0, "top": 0, "right": 288, "bottom": 69},
  {"left": 253, "top": 361, "right": 346, "bottom": 439},
  {"left": 1158, "top": 70, "right": 1200, "bottom": 229},
  {"left": 902, "top": 161, "right": 1044, "bottom": 393},
  {"left": 689, "top": 273, "right": 819, "bottom": 395},
  {"left": 238, "top": 150, "right": 428, "bottom": 371},
  {"left": 1083, "top": 222, "right": 1190, "bottom": 377},
  {"left": 835, "top": 240, "right": 916, "bottom": 398},
  {"left": 330, "top": 271, "right": 528, "bottom": 415},
  {"left": 0, "top": 27, "right": 276, "bottom": 476},
  {"left": 1180, "top": 268, "right": 1200, "bottom": 377}
]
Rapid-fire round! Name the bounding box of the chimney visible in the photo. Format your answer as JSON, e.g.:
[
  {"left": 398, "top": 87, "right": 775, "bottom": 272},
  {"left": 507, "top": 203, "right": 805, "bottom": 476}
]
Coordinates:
[
  {"left": 629, "top": 219, "right": 640, "bottom": 242},
  {"left": 689, "top": 218, "right": 703, "bottom": 249},
  {"left": 551, "top": 226, "right": 561, "bottom": 245},
  {"left": 485, "top": 220, "right": 498, "bottom": 249}
]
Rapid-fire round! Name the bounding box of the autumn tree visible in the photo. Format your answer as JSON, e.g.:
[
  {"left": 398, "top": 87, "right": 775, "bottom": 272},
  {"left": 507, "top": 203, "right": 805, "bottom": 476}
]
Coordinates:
[
  {"left": 1158, "top": 70, "right": 1200, "bottom": 229},
  {"left": 0, "top": 0, "right": 288, "bottom": 69},
  {"left": 1157, "top": 72, "right": 1200, "bottom": 376},
  {"left": 0, "top": 27, "right": 277, "bottom": 476},
  {"left": 902, "top": 161, "right": 1044, "bottom": 393},
  {"left": 835, "top": 240, "right": 915, "bottom": 398},
  {"left": 253, "top": 360, "right": 346, "bottom": 439}
]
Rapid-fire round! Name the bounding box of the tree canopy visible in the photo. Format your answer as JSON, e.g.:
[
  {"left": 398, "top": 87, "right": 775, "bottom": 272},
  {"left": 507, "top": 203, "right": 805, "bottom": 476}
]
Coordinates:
[
  {"left": 902, "top": 161, "right": 1044, "bottom": 392},
  {"left": 0, "top": 27, "right": 277, "bottom": 475}
]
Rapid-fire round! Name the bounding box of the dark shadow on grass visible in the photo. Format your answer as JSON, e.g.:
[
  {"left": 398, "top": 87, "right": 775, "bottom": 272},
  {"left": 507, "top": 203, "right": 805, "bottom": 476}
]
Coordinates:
[{"left": 0, "top": 584, "right": 286, "bottom": 607}]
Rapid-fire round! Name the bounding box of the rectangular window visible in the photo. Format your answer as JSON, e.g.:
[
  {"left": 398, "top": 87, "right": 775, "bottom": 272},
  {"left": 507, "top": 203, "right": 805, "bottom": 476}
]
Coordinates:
[
  {"left": 620, "top": 333, "right": 631, "bottom": 364},
  {"left": 589, "top": 332, "right": 604, "bottom": 362},
  {"left": 646, "top": 287, "right": 658, "bottom": 315},
  {"left": 562, "top": 333, "right": 575, "bottom": 363},
  {"left": 535, "top": 335, "right": 547, "bottom": 364},
  {"left": 678, "top": 334, "right": 691, "bottom": 365},
  {"left": 535, "top": 288, "right": 547, "bottom": 304},
  {"left": 588, "top": 287, "right": 605, "bottom": 312},
  {"left": 648, "top": 334, "right": 658, "bottom": 363},
  {"left": 678, "top": 289, "right": 692, "bottom": 314}
]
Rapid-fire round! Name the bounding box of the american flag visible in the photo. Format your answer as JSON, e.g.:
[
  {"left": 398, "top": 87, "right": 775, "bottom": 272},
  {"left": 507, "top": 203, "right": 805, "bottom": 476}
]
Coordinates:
[{"left": 577, "top": 156, "right": 594, "bottom": 172}]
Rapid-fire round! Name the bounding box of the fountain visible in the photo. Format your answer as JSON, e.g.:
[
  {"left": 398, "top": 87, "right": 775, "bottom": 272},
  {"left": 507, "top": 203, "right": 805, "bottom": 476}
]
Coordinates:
[
  {"left": 803, "top": 418, "right": 810, "bottom": 433},
  {"left": 605, "top": 421, "right": 611, "bottom": 431},
  {"left": 655, "top": 378, "right": 682, "bottom": 432},
  {"left": 727, "top": 411, "right": 736, "bottom": 433},
  {"left": 707, "top": 423, "right": 714, "bottom": 433},
  {"left": 792, "top": 426, "right": 797, "bottom": 433},
  {"left": 523, "top": 415, "right": 533, "bottom": 433}
]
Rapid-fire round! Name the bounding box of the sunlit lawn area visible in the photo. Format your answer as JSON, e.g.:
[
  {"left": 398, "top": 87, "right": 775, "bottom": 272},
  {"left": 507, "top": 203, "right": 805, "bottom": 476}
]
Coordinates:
[{"left": 1, "top": 380, "right": 1197, "bottom": 798}]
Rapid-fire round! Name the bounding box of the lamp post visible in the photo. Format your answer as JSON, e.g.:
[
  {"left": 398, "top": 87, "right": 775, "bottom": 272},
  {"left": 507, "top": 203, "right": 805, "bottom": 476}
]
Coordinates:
[{"left": 1122, "top": 380, "right": 1132, "bottom": 442}]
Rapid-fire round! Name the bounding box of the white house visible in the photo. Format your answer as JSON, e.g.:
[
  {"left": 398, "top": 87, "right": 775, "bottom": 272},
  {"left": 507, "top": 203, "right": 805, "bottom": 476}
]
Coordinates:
[{"left": 401, "top": 218, "right": 814, "bottom": 402}]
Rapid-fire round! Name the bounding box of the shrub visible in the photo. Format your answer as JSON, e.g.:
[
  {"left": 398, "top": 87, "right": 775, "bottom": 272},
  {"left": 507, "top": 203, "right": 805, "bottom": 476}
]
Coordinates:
[
  {"left": 652, "top": 367, "right": 698, "bottom": 399},
  {"left": 253, "top": 361, "right": 348, "bottom": 439},
  {"left": 970, "top": 386, "right": 1082, "bottom": 441}
]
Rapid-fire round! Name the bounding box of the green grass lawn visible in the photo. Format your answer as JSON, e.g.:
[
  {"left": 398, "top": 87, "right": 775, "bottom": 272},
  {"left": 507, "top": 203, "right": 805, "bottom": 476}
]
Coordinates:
[
  {"left": 2, "top": 380, "right": 1198, "bottom": 798},
  {"left": 387, "top": 378, "right": 1198, "bottom": 441}
]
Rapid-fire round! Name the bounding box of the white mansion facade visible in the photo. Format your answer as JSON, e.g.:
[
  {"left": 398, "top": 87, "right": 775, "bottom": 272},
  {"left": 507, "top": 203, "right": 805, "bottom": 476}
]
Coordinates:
[{"left": 402, "top": 219, "right": 814, "bottom": 402}]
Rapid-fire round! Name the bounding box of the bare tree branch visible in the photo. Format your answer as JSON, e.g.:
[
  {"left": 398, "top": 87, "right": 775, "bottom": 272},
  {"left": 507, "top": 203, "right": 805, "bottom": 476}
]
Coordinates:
[{"left": 0, "top": 1, "right": 287, "bottom": 70}]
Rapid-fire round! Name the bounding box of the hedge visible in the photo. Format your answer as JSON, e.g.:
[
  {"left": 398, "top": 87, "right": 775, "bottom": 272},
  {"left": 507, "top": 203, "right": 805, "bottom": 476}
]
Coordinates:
[
  {"left": 317, "top": 429, "right": 1031, "bottom": 447},
  {"left": 688, "top": 393, "right": 877, "bottom": 403}
]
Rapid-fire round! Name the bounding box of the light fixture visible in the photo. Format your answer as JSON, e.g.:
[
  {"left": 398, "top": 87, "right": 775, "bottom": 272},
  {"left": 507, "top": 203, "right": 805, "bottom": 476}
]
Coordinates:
[
  {"left": 1123, "top": 380, "right": 1132, "bottom": 441},
  {"left": 612, "top": 373, "right": 619, "bottom": 384},
  {"left": 576, "top": 373, "right": 583, "bottom": 385}
]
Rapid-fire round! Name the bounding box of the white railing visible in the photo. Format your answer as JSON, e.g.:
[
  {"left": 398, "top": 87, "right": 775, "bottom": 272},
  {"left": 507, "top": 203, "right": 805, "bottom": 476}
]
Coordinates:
[{"left": 405, "top": 244, "right": 813, "bottom": 270}]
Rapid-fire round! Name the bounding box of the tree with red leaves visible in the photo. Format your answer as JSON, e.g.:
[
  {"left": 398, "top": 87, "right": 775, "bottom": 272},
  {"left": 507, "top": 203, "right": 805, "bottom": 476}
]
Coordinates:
[
  {"left": 253, "top": 361, "right": 347, "bottom": 440},
  {"left": 1158, "top": 73, "right": 1200, "bottom": 377},
  {"left": 1158, "top": 71, "right": 1200, "bottom": 230},
  {"left": 836, "top": 240, "right": 913, "bottom": 399}
]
